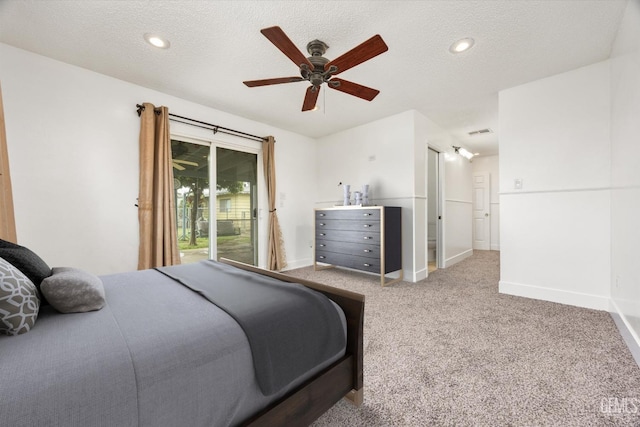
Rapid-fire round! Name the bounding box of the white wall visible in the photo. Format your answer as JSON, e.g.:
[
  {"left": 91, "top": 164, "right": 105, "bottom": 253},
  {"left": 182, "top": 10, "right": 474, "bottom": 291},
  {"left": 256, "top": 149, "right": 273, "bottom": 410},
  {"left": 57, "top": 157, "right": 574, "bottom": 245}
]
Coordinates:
[
  {"left": 499, "top": 60, "right": 611, "bottom": 310},
  {"left": 472, "top": 155, "right": 500, "bottom": 250},
  {"left": 610, "top": 0, "right": 640, "bottom": 345},
  {"left": 0, "top": 43, "right": 317, "bottom": 274},
  {"left": 442, "top": 151, "right": 473, "bottom": 267},
  {"left": 315, "top": 111, "right": 418, "bottom": 280}
]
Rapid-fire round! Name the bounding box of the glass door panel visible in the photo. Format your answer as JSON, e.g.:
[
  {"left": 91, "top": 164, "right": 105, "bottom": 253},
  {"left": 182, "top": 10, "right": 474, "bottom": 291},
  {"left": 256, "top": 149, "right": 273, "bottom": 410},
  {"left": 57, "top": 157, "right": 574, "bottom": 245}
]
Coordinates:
[
  {"left": 215, "top": 147, "right": 258, "bottom": 265},
  {"left": 172, "top": 140, "right": 211, "bottom": 264}
]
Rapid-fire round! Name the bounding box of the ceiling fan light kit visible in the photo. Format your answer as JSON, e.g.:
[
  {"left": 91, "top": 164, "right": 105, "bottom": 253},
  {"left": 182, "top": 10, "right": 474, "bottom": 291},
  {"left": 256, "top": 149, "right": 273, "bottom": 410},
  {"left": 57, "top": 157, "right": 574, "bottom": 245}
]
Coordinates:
[{"left": 243, "top": 26, "right": 388, "bottom": 111}]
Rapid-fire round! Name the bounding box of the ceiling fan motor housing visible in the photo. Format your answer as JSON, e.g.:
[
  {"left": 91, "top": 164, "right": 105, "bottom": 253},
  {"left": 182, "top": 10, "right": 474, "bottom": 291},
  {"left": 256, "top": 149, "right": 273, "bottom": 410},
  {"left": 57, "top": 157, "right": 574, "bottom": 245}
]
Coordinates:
[{"left": 304, "top": 39, "right": 331, "bottom": 87}]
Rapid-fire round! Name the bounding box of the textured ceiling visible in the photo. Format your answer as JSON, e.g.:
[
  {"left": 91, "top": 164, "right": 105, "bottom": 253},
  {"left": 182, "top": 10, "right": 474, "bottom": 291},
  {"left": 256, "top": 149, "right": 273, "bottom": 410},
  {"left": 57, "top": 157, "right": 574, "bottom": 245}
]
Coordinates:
[{"left": 0, "top": 0, "right": 628, "bottom": 156}]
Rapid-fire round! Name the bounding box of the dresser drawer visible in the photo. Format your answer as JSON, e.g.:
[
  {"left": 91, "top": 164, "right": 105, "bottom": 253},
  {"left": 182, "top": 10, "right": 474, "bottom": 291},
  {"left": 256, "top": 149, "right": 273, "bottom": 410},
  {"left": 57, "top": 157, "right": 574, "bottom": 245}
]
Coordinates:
[
  {"left": 316, "top": 219, "right": 380, "bottom": 232},
  {"left": 316, "top": 251, "right": 380, "bottom": 274},
  {"left": 316, "top": 229, "right": 381, "bottom": 244},
  {"left": 315, "top": 240, "right": 380, "bottom": 259},
  {"left": 316, "top": 208, "right": 380, "bottom": 221}
]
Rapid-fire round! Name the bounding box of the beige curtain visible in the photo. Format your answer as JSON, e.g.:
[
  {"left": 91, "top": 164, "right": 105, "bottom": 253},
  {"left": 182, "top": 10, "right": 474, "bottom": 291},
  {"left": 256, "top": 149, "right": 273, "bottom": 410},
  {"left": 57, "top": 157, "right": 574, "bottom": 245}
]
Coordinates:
[
  {"left": 263, "top": 136, "right": 287, "bottom": 270},
  {"left": 0, "top": 82, "right": 17, "bottom": 243},
  {"left": 137, "top": 103, "right": 180, "bottom": 269}
]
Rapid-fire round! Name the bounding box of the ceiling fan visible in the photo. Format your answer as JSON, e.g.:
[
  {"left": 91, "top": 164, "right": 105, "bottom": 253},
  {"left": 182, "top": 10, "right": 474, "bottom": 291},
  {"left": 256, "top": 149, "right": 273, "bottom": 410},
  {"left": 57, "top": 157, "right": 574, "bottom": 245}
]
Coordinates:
[
  {"left": 243, "top": 26, "right": 388, "bottom": 111},
  {"left": 172, "top": 159, "right": 198, "bottom": 171},
  {"left": 171, "top": 141, "right": 198, "bottom": 170}
]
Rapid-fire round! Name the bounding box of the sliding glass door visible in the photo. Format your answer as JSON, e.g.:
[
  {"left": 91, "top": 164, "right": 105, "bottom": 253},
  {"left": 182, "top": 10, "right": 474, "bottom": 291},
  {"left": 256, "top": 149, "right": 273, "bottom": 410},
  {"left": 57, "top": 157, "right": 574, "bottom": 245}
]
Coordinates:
[{"left": 171, "top": 140, "right": 258, "bottom": 265}]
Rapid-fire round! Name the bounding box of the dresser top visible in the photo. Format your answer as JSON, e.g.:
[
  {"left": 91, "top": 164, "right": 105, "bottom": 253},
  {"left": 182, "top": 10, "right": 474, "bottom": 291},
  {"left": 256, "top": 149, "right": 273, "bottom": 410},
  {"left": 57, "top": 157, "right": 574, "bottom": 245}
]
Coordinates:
[{"left": 315, "top": 205, "right": 401, "bottom": 211}]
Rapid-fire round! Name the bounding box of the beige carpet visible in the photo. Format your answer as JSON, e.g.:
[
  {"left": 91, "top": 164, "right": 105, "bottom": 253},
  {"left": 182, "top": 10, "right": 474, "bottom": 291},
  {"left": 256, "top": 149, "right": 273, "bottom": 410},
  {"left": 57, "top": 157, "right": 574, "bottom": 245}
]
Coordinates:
[{"left": 285, "top": 251, "right": 640, "bottom": 426}]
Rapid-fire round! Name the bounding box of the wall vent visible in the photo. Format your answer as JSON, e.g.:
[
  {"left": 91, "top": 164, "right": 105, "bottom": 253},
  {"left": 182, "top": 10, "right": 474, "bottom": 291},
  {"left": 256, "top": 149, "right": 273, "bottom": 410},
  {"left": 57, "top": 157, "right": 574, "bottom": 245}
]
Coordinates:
[{"left": 468, "top": 128, "right": 493, "bottom": 136}]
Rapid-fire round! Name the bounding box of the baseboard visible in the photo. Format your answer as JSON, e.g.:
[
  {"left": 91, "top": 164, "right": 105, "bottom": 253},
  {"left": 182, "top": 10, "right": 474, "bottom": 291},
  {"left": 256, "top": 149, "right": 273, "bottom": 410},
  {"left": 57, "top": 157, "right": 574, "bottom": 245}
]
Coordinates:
[
  {"left": 414, "top": 267, "right": 427, "bottom": 282},
  {"left": 444, "top": 249, "right": 473, "bottom": 268},
  {"left": 498, "top": 280, "right": 610, "bottom": 311},
  {"left": 609, "top": 299, "right": 640, "bottom": 368},
  {"left": 490, "top": 244, "right": 500, "bottom": 251}
]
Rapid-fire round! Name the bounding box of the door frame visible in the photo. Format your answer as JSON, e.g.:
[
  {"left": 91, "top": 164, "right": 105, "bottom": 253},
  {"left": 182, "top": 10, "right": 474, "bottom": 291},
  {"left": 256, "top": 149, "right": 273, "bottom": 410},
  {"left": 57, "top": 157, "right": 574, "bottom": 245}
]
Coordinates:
[
  {"left": 426, "top": 146, "right": 445, "bottom": 275},
  {"left": 170, "top": 132, "right": 266, "bottom": 266}
]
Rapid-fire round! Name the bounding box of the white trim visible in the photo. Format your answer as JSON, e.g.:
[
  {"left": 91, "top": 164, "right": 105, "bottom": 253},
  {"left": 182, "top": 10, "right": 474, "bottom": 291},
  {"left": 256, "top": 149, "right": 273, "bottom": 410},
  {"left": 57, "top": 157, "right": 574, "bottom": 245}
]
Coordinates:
[
  {"left": 413, "top": 267, "right": 427, "bottom": 282},
  {"left": 314, "top": 196, "right": 418, "bottom": 205},
  {"left": 445, "top": 199, "right": 472, "bottom": 204},
  {"left": 444, "top": 248, "right": 473, "bottom": 268},
  {"left": 498, "top": 280, "right": 610, "bottom": 311},
  {"left": 490, "top": 244, "right": 500, "bottom": 251},
  {"left": 500, "top": 186, "right": 611, "bottom": 196},
  {"left": 609, "top": 299, "right": 640, "bottom": 367}
]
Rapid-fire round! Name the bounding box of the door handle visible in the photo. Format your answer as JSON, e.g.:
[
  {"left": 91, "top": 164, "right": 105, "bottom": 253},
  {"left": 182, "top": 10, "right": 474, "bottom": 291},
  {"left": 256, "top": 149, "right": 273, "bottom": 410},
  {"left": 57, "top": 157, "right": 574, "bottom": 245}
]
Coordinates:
[{"left": 485, "top": 213, "right": 489, "bottom": 217}]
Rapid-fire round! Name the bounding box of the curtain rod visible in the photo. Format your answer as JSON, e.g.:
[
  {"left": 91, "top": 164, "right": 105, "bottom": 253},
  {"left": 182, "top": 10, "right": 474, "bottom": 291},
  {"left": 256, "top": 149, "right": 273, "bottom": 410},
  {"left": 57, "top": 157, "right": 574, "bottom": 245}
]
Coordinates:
[{"left": 136, "top": 104, "right": 267, "bottom": 143}]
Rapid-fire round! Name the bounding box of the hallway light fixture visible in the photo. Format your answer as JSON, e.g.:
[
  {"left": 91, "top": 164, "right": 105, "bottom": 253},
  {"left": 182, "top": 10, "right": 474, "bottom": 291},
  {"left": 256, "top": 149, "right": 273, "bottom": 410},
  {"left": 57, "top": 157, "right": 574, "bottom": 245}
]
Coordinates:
[{"left": 453, "top": 146, "right": 475, "bottom": 160}]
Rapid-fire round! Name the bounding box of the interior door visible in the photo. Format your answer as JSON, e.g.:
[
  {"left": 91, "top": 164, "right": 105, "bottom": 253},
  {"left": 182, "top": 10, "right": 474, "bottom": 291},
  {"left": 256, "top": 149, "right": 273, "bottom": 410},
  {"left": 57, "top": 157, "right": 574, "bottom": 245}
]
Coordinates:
[{"left": 472, "top": 172, "right": 490, "bottom": 250}]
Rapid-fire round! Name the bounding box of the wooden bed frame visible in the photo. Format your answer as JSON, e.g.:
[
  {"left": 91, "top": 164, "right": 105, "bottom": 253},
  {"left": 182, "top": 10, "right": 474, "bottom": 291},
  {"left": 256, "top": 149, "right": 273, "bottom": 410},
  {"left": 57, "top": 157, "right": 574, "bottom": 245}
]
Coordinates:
[{"left": 219, "top": 259, "right": 365, "bottom": 427}]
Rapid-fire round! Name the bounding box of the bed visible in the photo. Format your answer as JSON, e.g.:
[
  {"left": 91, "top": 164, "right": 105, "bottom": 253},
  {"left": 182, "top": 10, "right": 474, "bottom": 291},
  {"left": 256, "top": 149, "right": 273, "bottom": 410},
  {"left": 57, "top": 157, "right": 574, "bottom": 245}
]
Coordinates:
[{"left": 0, "top": 253, "right": 364, "bottom": 427}]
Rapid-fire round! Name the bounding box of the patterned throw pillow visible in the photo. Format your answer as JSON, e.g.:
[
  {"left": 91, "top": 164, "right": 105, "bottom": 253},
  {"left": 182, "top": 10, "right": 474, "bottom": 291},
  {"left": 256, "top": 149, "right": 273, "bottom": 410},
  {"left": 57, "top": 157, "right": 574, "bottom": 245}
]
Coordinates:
[
  {"left": 0, "top": 257, "right": 41, "bottom": 335},
  {"left": 0, "top": 238, "right": 52, "bottom": 304}
]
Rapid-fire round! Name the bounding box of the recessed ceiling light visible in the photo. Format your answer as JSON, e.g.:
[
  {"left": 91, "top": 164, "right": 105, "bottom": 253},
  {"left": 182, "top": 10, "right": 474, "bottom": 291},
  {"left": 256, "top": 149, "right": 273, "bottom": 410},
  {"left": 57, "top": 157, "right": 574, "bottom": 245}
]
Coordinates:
[
  {"left": 449, "top": 37, "right": 474, "bottom": 54},
  {"left": 144, "top": 33, "right": 170, "bottom": 49}
]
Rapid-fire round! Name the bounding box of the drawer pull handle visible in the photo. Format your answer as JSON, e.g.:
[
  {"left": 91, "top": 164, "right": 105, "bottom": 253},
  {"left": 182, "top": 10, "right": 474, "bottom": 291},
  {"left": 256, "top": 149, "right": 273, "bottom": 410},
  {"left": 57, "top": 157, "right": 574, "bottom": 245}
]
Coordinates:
[
  {"left": 319, "top": 213, "right": 325, "bottom": 217},
  {"left": 363, "top": 213, "right": 372, "bottom": 216},
  {"left": 363, "top": 236, "right": 372, "bottom": 240},
  {"left": 319, "top": 223, "right": 325, "bottom": 226},
  {"left": 364, "top": 263, "right": 371, "bottom": 267},
  {"left": 319, "top": 233, "right": 326, "bottom": 236},
  {"left": 319, "top": 244, "right": 325, "bottom": 247},
  {"left": 364, "top": 249, "right": 372, "bottom": 253},
  {"left": 363, "top": 224, "right": 371, "bottom": 228},
  {"left": 319, "top": 256, "right": 326, "bottom": 259}
]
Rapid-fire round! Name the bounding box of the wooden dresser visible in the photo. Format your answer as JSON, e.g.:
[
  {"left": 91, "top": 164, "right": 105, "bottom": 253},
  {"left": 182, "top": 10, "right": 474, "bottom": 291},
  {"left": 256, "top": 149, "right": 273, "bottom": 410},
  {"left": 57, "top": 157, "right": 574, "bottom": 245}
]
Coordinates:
[{"left": 314, "top": 206, "right": 402, "bottom": 286}]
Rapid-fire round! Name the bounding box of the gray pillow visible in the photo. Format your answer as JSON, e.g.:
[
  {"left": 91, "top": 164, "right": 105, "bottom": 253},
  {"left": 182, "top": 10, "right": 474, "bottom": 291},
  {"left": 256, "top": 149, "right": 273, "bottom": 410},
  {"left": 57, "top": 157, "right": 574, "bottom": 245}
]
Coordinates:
[
  {"left": 0, "top": 256, "right": 40, "bottom": 335},
  {"left": 40, "top": 267, "right": 105, "bottom": 313}
]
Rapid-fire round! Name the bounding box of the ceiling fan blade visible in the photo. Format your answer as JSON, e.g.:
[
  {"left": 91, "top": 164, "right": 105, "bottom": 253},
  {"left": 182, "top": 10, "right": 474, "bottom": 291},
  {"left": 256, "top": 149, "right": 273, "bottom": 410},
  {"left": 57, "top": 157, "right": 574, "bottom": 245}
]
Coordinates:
[
  {"left": 302, "top": 86, "right": 320, "bottom": 111},
  {"left": 325, "top": 34, "right": 388, "bottom": 75},
  {"left": 173, "top": 159, "right": 198, "bottom": 167},
  {"left": 243, "top": 77, "right": 305, "bottom": 87},
  {"left": 172, "top": 163, "right": 186, "bottom": 171},
  {"left": 328, "top": 78, "right": 380, "bottom": 101},
  {"left": 260, "top": 26, "right": 314, "bottom": 70}
]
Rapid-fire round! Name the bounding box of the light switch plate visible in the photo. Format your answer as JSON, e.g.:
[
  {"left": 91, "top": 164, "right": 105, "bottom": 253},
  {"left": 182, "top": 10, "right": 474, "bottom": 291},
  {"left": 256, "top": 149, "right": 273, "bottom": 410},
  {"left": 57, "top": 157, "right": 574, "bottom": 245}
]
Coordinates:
[{"left": 514, "top": 178, "right": 523, "bottom": 190}]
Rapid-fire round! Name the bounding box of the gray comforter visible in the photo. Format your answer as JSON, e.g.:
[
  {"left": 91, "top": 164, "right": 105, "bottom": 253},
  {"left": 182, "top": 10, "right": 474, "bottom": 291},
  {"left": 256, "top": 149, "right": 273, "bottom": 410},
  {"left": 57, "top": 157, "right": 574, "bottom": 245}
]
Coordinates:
[
  {"left": 156, "top": 260, "right": 346, "bottom": 396},
  {"left": 0, "top": 266, "right": 346, "bottom": 427}
]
